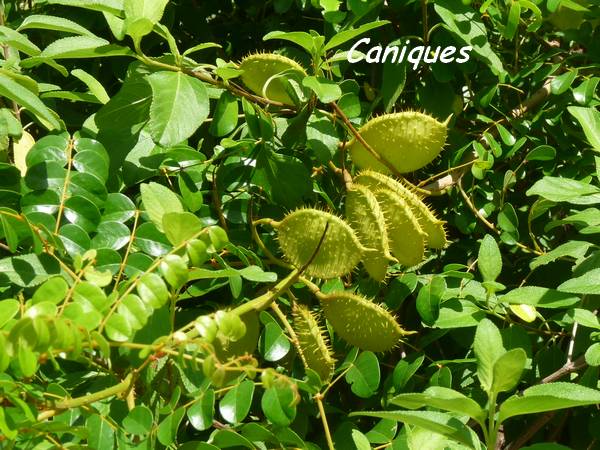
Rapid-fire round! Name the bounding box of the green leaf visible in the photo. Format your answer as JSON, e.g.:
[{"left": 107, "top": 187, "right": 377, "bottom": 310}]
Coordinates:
[
  {"left": 91, "top": 221, "right": 130, "bottom": 250},
  {"left": 105, "top": 313, "right": 133, "bottom": 342},
  {"left": 381, "top": 56, "right": 406, "bottom": 113},
  {"left": 350, "top": 410, "right": 477, "bottom": 448},
  {"left": 162, "top": 211, "right": 204, "bottom": 246},
  {"left": 259, "top": 321, "right": 290, "bottom": 362},
  {"left": 71, "top": 69, "right": 110, "bottom": 104},
  {"left": 125, "top": 0, "right": 169, "bottom": 43},
  {"left": 32, "top": 277, "right": 68, "bottom": 305},
  {"left": 324, "top": 20, "right": 389, "bottom": 51},
  {"left": 302, "top": 76, "right": 342, "bottom": 103},
  {"left": 47, "top": 0, "right": 124, "bottom": 15},
  {"left": 86, "top": 414, "right": 114, "bottom": 450},
  {"left": 237, "top": 266, "right": 277, "bottom": 283},
  {"left": 416, "top": 276, "right": 446, "bottom": 326},
  {"left": 0, "top": 253, "right": 61, "bottom": 287},
  {"left": 585, "top": 343, "right": 600, "bottom": 367},
  {"left": 434, "top": 0, "right": 504, "bottom": 76},
  {"left": 0, "top": 26, "right": 41, "bottom": 56},
  {"left": 498, "top": 382, "right": 600, "bottom": 423},
  {"left": 123, "top": 405, "right": 153, "bottom": 435},
  {"left": 261, "top": 385, "right": 297, "bottom": 426},
  {"left": 188, "top": 390, "right": 214, "bottom": 431},
  {"left": 391, "top": 386, "right": 486, "bottom": 423},
  {"left": 18, "top": 14, "right": 97, "bottom": 37},
  {"left": 491, "top": 348, "right": 526, "bottom": 394},
  {"left": 478, "top": 234, "right": 502, "bottom": 282},
  {"left": 504, "top": 1, "right": 521, "bottom": 40},
  {"left": 210, "top": 91, "right": 239, "bottom": 137},
  {"left": 568, "top": 106, "right": 600, "bottom": 152},
  {"left": 140, "top": 182, "right": 184, "bottom": 232},
  {"left": 474, "top": 318, "right": 504, "bottom": 392},
  {"left": 253, "top": 147, "right": 312, "bottom": 208},
  {"left": 558, "top": 268, "right": 600, "bottom": 294},
  {"left": 530, "top": 241, "right": 592, "bottom": 269},
  {"left": 345, "top": 351, "right": 380, "bottom": 398},
  {"left": 137, "top": 273, "right": 169, "bottom": 308},
  {"left": 218, "top": 379, "right": 255, "bottom": 424},
  {"left": 263, "top": 30, "right": 316, "bottom": 53},
  {"left": 551, "top": 69, "right": 578, "bottom": 95},
  {"left": 500, "top": 287, "right": 580, "bottom": 309},
  {"left": 157, "top": 407, "right": 185, "bottom": 446},
  {"left": 102, "top": 193, "right": 136, "bottom": 223},
  {"left": 527, "top": 176, "right": 600, "bottom": 204},
  {"left": 572, "top": 78, "right": 599, "bottom": 105},
  {"left": 41, "top": 36, "right": 133, "bottom": 59},
  {"left": 0, "top": 299, "right": 20, "bottom": 328},
  {"left": 146, "top": 71, "right": 210, "bottom": 146},
  {"left": 526, "top": 145, "right": 556, "bottom": 161},
  {"left": 0, "top": 73, "right": 61, "bottom": 130}
]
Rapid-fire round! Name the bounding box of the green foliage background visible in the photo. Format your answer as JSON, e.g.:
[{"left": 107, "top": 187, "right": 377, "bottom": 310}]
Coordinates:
[{"left": 1, "top": 0, "right": 600, "bottom": 448}]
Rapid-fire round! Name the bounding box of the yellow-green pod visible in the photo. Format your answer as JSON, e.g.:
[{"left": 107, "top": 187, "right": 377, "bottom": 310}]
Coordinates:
[
  {"left": 355, "top": 170, "right": 447, "bottom": 249},
  {"left": 273, "top": 208, "right": 365, "bottom": 279},
  {"left": 373, "top": 188, "right": 426, "bottom": 267},
  {"left": 293, "top": 304, "right": 335, "bottom": 382},
  {"left": 239, "top": 53, "right": 306, "bottom": 105},
  {"left": 349, "top": 111, "right": 448, "bottom": 174},
  {"left": 318, "top": 291, "right": 409, "bottom": 352},
  {"left": 345, "top": 184, "right": 395, "bottom": 281}
]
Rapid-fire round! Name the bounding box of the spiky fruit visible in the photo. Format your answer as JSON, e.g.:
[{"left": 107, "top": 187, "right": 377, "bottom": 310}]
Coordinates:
[
  {"left": 239, "top": 53, "right": 306, "bottom": 105},
  {"left": 355, "top": 170, "right": 447, "bottom": 249},
  {"left": 349, "top": 111, "right": 447, "bottom": 174},
  {"left": 345, "top": 184, "right": 395, "bottom": 281},
  {"left": 373, "top": 188, "right": 426, "bottom": 267},
  {"left": 318, "top": 291, "right": 407, "bottom": 352},
  {"left": 273, "top": 208, "right": 365, "bottom": 279},
  {"left": 292, "top": 304, "right": 335, "bottom": 382}
]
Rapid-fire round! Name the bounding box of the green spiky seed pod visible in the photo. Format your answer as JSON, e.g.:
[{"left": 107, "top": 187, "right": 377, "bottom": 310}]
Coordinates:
[
  {"left": 373, "top": 188, "right": 426, "bottom": 267},
  {"left": 349, "top": 111, "right": 447, "bottom": 174},
  {"left": 355, "top": 170, "right": 447, "bottom": 249},
  {"left": 273, "top": 208, "right": 365, "bottom": 279},
  {"left": 345, "top": 184, "right": 395, "bottom": 281},
  {"left": 239, "top": 53, "right": 306, "bottom": 105},
  {"left": 292, "top": 304, "right": 335, "bottom": 382},
  {"left": 318, "top": 291, "right": 407, "bottom": 352}
]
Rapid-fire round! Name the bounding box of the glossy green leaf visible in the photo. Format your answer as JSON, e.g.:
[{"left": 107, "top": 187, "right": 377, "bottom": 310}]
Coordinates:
[
  {"left": 123, "top": 405, "right": 153, "bottom": 435},
  {"left": 345, "top": 351, "right": 380, "bottom": 398},
  {"left": 157, "top": 407, "right": 185, "bottom": 446},
  {"left": 210, "top": 91, "right": 238, "bottom": 137},
  {"left": 188, "top": 390, "right": 214, "bottom": 431},
  {"left": 261, "top": 385, "right": 297, "bottom": 426},
  {"left": 568, "top": 106, "right": 600, "bottom": 152},
  {"left": 218, "top": 379, "right": 255, "bottom": 424}
]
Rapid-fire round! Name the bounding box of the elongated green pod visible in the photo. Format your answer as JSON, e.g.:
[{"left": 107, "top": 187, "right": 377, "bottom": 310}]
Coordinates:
[
  {"left": 373, "top": 188, "right": 426, "bottom": 267},
  {"left": 349, "top": 111, "right": 447, "bottom": 174},
  {"left": 292, "top": 304, "right": 335, "bottom": 382},
  {"left": 239, "top": 53, "right": 306, "bottom": 105},
  {"left": 345, "top": 184, "right": 395, "bottom": 281},
  {"left": 318, "top": 291, "right": 409, "bottom": 352},
  {"left": 273, "top": 208, "right": 365, "bottom": 279},
  {"left": 355, "top": 170, "right": 447, "bottom": 249}
]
